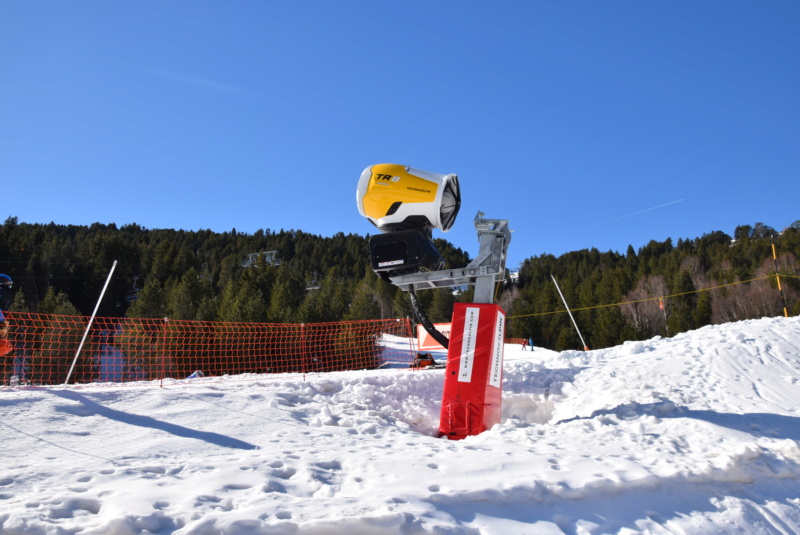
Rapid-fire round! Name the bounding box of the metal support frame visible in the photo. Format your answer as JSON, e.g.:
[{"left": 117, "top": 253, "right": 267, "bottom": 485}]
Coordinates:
[{"left": 389, "top": 212, "right": 511, "bottom": 304}]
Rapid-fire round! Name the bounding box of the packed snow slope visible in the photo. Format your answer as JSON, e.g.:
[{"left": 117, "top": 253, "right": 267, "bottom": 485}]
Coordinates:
[{"left": 3, "top": 316, "right": 800, "bottom": 534}]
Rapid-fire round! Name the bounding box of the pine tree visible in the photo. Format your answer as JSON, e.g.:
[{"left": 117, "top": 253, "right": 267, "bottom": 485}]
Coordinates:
[
  {"left": 428, "top": 288, "right": 457, "bottom": 323},
  {"left": 30, "top": 288, "right": 88, "bottom": 384},
  {"left": 666, "top": 270, "right": 697, "bottom": 335},
  {"left": 268, "top": 267, "right": 307, "bottom": 323},
  {"left": 38, "top": 287, "right": 80, "bottom": 316},
  {"left": 693, "top": 290, "right": 713, "bottom": 328},
  {"left": 167, "top": 269, "right": 204, "bottom": 320},
  {"left": 346, "top": 268, "right": 382, "bottom": 320},
  {"left": 127, "top": 278, "right": 168, "bottom": 319}
]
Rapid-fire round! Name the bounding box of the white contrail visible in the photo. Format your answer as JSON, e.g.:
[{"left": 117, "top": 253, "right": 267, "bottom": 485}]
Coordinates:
[
  {"left": 602, "top": 198, "right": 685, "bottom": 224},
  {"left": 143, "top": 68, "right": 255, "bottom": 96}
]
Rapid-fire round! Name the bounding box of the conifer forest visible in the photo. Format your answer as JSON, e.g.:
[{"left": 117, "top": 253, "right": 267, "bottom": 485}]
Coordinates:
[{"left": 1, "top": 216, "right": 798, "bottom": 351}]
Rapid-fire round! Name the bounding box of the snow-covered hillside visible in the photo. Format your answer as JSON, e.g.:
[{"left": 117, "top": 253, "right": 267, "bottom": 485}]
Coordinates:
[{"left": 2, "top": 316, "right": 800, "bottom": 534}]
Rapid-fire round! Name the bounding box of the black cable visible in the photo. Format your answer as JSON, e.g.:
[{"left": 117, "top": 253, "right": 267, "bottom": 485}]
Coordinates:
[{"left": 408, "top": 287, "right": 449, "bottom": 350}]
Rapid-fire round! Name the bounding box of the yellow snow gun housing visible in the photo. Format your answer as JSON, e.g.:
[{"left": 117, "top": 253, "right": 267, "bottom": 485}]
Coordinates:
[
  {"left": 356, "top": 164, "right": 460, "bottom": 233},
  {"left": 356, "top": 164, "right": 461, "bottom": 280}
]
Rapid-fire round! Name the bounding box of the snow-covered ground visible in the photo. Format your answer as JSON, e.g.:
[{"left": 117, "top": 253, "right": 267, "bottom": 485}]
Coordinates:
[{"left": 3, "top": 316, "right": 800, "bottom": 534}]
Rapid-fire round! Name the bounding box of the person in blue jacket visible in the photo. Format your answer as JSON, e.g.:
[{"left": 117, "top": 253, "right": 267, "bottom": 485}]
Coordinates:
[{"left": 0, "top": 274, "right": 12, "bottom": 334}]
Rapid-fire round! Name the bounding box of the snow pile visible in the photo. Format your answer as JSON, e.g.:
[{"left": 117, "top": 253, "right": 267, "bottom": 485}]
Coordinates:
[{"left": 2, "top": 316, "right": 800, "bottom": 534}]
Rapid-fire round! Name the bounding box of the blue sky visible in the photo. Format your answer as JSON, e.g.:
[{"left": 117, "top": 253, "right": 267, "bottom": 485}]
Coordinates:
[{"left": 2, "top": 2, "right": 798, "bottom": 269}]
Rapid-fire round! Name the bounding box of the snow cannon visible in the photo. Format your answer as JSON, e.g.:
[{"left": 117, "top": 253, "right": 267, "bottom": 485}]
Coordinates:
[{"left": 356, "top": 164, "right": 511, "bottom": 440}]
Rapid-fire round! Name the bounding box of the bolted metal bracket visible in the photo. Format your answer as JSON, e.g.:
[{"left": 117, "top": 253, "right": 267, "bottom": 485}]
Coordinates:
[{"left": 388, "top": 212, "right": 511, "bottom": 304}]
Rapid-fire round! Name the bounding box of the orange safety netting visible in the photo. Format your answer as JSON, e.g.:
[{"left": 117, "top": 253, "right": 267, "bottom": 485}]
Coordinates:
[{"left": 0, "top": 312, "right": 417, "bottom": 386}]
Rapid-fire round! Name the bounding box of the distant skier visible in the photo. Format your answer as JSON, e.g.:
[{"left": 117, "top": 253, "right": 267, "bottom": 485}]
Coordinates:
[
  {"left": 0, "top": 274, "right": 13, "bottom": 382},
  {"left": 0, "top": 274, "right": 12, "bottom": 337},
  {"left": 0, "top": 273, "right": 11, "bottom": 307}
]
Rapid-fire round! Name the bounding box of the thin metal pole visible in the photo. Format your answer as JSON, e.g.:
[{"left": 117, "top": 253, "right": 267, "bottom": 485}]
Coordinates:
[
  {"left": 551, "top": 274, "right": 590, "bottom": 351},
  {"left": 64, "top": 260, "right": 118, "bottom": 384}
]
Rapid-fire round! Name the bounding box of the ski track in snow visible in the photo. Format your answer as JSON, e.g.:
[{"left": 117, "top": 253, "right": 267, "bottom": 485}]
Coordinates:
[{"left": 2, "top": 316, "right": 800, "bottom": 534}]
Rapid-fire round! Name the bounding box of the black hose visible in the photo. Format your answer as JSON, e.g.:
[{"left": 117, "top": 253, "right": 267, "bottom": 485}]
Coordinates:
[{"left": 408, "top": 287, "right": 449, "bottom": 350}]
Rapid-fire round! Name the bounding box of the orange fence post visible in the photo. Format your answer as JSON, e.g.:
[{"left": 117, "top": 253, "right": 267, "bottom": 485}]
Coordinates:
[{"left": 301, "top": 323, "right": 306, "bottom": 379}]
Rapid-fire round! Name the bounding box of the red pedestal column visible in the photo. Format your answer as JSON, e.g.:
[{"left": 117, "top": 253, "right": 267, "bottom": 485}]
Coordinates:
[{"left": 438, "top": 302, "right": 506, "bottom": 439}]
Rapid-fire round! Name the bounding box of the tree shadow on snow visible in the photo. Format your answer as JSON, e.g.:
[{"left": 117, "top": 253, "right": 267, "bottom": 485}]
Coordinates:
[
  {"left": 423, "top": 401, "right": 800, "bottom": 533},
  {"left": 557, "top": 400, "right": 800, "bottom": 442},
  {"left": 504, "top": 367, "right": 585, "bottom": 395},
  {"left": 48, "top": 390, "right": 258, "bottom": 450},
  {"left": 428, "top": 400, "right": 800, "bottom": 533},
  {"left": 422, "top": 474, "right": 800, "bottom": 535}
]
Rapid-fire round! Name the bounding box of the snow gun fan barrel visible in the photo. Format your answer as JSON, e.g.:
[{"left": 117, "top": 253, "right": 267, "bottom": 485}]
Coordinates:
[{"left": 356, "top": 163, "right": 461, "bottom": 234}]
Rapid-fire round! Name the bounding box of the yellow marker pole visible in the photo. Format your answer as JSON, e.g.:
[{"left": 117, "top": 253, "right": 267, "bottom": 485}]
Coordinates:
[{"left": 771, "top": 238, "right": 789, "bottom": 318}]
